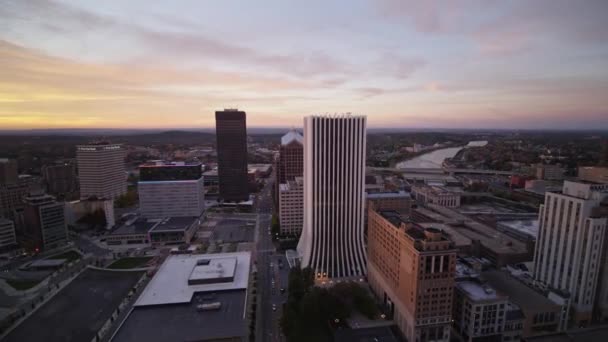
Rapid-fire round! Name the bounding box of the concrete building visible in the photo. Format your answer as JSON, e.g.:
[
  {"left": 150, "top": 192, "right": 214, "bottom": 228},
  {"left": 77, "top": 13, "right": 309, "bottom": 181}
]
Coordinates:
[
  {"left": 535, "top": 164, "right": 564, "bottom": 181},
  {"left": 111, "top": 252, "right": 251, "bottom": 342},
  {"left": 106, "top": 217, "right": 155, "bottom": 246},
  {"left": 65, "top": 198, "right": 115, "bottom": 230},
  {"left": 533, "top": 181, "right": 608, "bottom": 325},
  {"left": 452, "top": 280, "right": 512, "bottom": 342},
  {"left": 279, "top": 177, "right": 303, "bottom": 236},
  {"left": 412, "top": 184, "right": 461, "bottom": 208},
  {"left": 215, "top": 109, "right": 248, "bottom": 202},
  {"left": 578, "top": 166, "right": 608, "bottom": 184},
  {"left": 21, "top": 191, "right": 68, "bottom": 251},
  {"left": 277, "top": 129, "right": 304, "bottom": 184},
  {"left": 76, "top": 143, "right": 127, "bottom": 199},
  {"left": 366, "top": 191, "right": 411, "bottom": 215},
  {"left": 41, "top": 161, "right": 78, "bottom": 197},
  {"left": 0, "top": 158, "right": 18, "bottom": 185},
  {"left": 148, "top": 216, "right": 199, "bottom": 246},
  {"left": 138, "top": 161, "right": 204, "bottom": 218},
  {"left": 483, "top": 270, "right": 567, "bottom": 338},
  {"left": 367, "top": 204, "right": 456, "bottom": 342},
  {"left": 297, "top": 115, "right": 368, "bottom": 280},
  {"left": 0, "top": 218, "right": 17, "bottom": 250}
]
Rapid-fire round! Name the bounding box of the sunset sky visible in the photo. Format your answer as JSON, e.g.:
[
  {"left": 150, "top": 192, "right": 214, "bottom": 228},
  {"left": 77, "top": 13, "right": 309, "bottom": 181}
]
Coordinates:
[{"left": 1, "top": 0, "right": 608, "bottom": 130}]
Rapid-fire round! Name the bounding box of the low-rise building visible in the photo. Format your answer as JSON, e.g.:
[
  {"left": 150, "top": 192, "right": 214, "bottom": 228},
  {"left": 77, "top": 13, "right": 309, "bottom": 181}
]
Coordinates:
[
  {"left": 412, "top": 184, "right": 461, "bottom": 208},
  {"left": 106, "top": 217, "right": 155, "bottom": 245},
  {"left": 111, "top": 252, "right": 251, "bottom": 342},
  {"left": 535, "top": 164, "right": 564, "bottom": 181},
  {"left": 578, "top": 166, "right": 608, "bottom": 184},
  {"left": 148, "top": 216, "right": 199, "bottom": 246},
  {"left": 452, "top": 280, "right": 513, "bottom": 342},
  {"left": 278, "top": 177, "right": 303, "bottom": 236}
]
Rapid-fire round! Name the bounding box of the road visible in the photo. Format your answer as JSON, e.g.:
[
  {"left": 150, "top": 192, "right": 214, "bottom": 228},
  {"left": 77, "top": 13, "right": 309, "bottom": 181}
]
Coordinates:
[{"left": 254, "top": 174, "right": 290, "bottom": 342}]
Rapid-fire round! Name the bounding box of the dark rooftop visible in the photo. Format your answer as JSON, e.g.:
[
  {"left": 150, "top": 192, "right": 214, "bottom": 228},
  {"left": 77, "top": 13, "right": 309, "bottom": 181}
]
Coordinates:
[
  {"left": 379, "top": 210, "right": 408, "bottom": 228},
  {"left": 3, "top": 269, "right": 143, "bottom": 342},
  {"left": 111, "top": 289, "right": 248, "bottom": 342},
  {"left": 483, "top": 270, "right": 560, "bottom": 312},
  {"left": 149, "top": 217, "right": 198, "bottom": 232},
  {"left": 111, "top": 218, "right": 156, "bottom": 236}
]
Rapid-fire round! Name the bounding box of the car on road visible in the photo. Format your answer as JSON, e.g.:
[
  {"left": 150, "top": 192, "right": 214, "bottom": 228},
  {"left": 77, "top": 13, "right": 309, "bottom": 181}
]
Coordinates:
[
  {"left": 272, "top": 304, "right": 277, "bottom": 312},
  {"left": 280, "top": 288, "right": 285, "bottom": 294}
]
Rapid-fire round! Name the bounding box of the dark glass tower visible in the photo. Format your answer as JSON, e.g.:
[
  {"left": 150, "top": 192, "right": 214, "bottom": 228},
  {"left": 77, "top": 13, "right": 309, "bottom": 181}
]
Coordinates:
[{"left": 215, "top": 109, "right": 248, "bottom": 202}]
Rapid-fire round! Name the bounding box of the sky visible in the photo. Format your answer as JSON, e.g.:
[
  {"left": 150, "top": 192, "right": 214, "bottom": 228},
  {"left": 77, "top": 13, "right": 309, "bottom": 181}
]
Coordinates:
[{"left": 1, "top": 0, "right": 608, "bottom": 130}]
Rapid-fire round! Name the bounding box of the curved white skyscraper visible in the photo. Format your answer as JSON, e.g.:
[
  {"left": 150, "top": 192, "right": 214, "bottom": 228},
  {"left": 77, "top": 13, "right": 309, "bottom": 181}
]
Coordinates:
[{"left": 297, "top": 114, "right": 367, "bottom": 280}]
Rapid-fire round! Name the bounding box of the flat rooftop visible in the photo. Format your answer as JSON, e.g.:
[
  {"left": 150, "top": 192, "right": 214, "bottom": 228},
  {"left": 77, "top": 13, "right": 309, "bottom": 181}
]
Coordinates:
[
  {"left": 3, "top": 269, "right": 143, "bottom": 342},
  {"left": 418, "top": 223, "right": 472, "bottom": 248},
  {"left": 112, "top": 290, "right": 247, "bottom": 342},
  {"left": 498, "top": 219, "right": 539, "bottom": 239},
  {"left": 482, "top": 270, "right": 559, "bottom": 312},
  {"left": 379, "top": 210, "right": 410, "bottom": 228},
  {"left": 457, "top": 280, "right": 504, "bottom": 302},
  {"left": 189, "top": 257, "right": 237, "bottom": 284},
  {"left": 111, "top": 218, "right": 157, "bottom": 236},
  {"left": 135, "top": 252, "right": 251, "bottom": 306},
  {"left": 366, "top": 191, "right": 411, "bottom": 199},
  {"left": 148, "top": 216, "right": 198, "bottom": 232}
]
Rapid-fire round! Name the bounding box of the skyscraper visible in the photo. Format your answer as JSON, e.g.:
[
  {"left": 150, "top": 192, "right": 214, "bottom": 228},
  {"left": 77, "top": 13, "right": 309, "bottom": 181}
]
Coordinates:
[
  {"left": 21, "top": 191, "right": 68, "bottom": 251},
  {"left": 533, "top": 180, "right": 608, "bottom": 325},
  {"left": 277, "top": 129, "right": 304, "bottom": 184},
  {"left": 42, "top": 161, "right": 78, "bottom": 198},
  {"left": 76, "top": 143, "right": 127, "bottom": 200},
  {"left": 297, "top": 114, "right": 367, "bottom": 280},
  {"left": 215, "top": 109, "right": 248, "bottom": 202}
]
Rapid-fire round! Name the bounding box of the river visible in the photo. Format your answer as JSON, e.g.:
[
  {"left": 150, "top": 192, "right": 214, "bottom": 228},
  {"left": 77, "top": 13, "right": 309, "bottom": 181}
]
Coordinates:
[{"left": 396, "top": 147, "right": 463, "bottom": 169}]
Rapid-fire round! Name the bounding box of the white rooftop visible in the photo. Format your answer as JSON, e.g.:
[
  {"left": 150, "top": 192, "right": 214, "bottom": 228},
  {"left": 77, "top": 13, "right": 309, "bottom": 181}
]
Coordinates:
[
  {"left": 458, "top": 281, "right": 504, "bottom": 302},
  {"left": 189, "top": 257, "right": 237, "bottom": 283},
  {"left": 136, "top": 252, "right": 251, "bottom": 306},
  {"left": 281, "top": 129, "right": 303, "bottom": 146}
]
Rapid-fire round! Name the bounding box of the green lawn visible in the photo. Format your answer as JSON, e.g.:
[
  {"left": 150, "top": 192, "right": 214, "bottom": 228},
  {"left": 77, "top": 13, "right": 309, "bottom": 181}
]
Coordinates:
[
  {"left": 47, "top": 250, "right": 81, "bottom": 262},
  {"left": 6, "top": 279, "right": 42, "bottom": 291},
  {"left": 107, "top": 257, "right": 153, "bottom": 269}
]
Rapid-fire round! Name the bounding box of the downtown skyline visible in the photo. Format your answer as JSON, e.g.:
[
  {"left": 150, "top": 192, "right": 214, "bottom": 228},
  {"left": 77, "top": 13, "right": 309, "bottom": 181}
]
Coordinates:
[{"left": 1, "top": 0, "right": 608, "bottom": 130}]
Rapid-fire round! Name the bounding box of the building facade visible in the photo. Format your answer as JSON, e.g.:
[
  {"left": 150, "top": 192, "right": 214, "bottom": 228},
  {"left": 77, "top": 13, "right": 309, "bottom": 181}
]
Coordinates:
[
  {"left": 279, "top": 177, "right": 303, "bottom": 236},
  {"left": 412, "top": 184, "right": 461, "bottom": 208},
  {"left": 138, "top": 161, "right": 204, "bottom": 218},
  {"left": 452, "top": 280, "right": 511, "bottom": 342},
  {"left": 22, "top": 192, "right": 68, "bottom": 251},
  {"left": 533, "top": 181, "right": 608, "bottom": 325},
  {"left": 0, "top": 218, "right": 17, "bottom": 250},
  {"left": 76, "top": 143, "right": 127, "bottom": 199},
  {"left": 578, "top": 166, "right": 608, "bottom": 184},
  {"left": 535, "top": 164, "right": 564, "bottom": 181},
  {"left": 277, "top": 129, "right": 304, "bottom": 184},
  {"left": 215, "top": 109, "right": 248, "bottom": 202},
  {"left": 42, "top": 161, "right": 78, "bottom": 198},
  {"left": 367, "top": 204, "right": 456, "bottom": 342},
  {"left": 0, "top": 159, "right": 18, "bottom": 186},
  {"left": 297, "top": 115, "right": 368, "bottom": 280}
]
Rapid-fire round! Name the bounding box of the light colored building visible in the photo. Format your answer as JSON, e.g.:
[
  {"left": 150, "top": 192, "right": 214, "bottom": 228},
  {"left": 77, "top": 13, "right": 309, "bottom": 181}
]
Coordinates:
[
  {"left": 76, "top": 143, "right": 127, "bottom": 200},
  {"left": 22, "top": 191, "right": 68, "bottom": 251},
  {"left": 365, "top": 191, "right": 411, "bottom": 215},
  {"left": 535, "top": 164, "right": 564, "bottom": 181},
  {"left": 533, "top": 180, "right": 608, "bottom": 325},
  {"left": 297, "top": 114, "right": 368, "bottom": 280},
  {"left": 412, "top": 184, "right": 461, "bottom": 208},
  {"left": 138, "top": 161, "right": 204, "bottom": 219},
  {"left": 578, "top": 166, "right": 608, "bottom": 184},
  {"left": 452, "top": 280, "right": 511, "bottom": 342},
  {"left": 279, "top": 177, "right": 303, "bottom": 236},
  {"left": 367, "top": 203, "right": 456, "bottom": 342},
  {"left": 0, "top": 218, "right": 17, "bottom": 250}
]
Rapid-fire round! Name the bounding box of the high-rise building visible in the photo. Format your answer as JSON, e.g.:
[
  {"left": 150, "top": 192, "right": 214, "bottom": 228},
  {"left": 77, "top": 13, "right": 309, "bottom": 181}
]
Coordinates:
[
  {"left": 279, "top": 177, "right": 303, "bottom": 236},
  {"left": 42, "top": 161, "right": 78, "bottom": 197},
  {"left": 0, "top": 158, "right": 18, "bottom": 186},
  {"left": 297, "top": 114, "right": 367, "bottom": 280},
  {"left": 533, "top": 180, "right": 608, "bottom": 325},
  {"left": 138, "top": 161, "right": 204, "bottom": 218},
  {"left": 275, "top": 129, "right": 304, "bottom": 213},
  {"left": 0, "top": 218, "right": 17, "bottom": 251},
  {"left": 215, "top": 109, "right": 248, "bottom": 202},
  {"left": 367, "top": 203, "right": 456, "bottom": 342},
  {"left": 21, "top": 191, "right": 68, "bottom": 251},
  {"left": 0, "top": 175, "right": 36, "bottom": 220},
  {"left": 76, "top": 143, "right": 127, "bottom": 200}
]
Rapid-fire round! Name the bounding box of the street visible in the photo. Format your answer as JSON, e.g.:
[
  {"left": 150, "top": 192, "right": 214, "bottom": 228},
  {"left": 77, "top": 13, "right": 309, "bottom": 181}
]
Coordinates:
[{"left": 254, "top": 174, "right": 290, "bottom": 342}]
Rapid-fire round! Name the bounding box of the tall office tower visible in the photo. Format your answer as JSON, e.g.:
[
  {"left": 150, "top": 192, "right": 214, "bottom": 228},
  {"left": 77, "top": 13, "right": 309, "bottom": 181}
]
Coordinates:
[
  {"left": 215, "top": 109, "right": 248, "bottom": 202},
  {"left": 22, "top": 191, "right": 68, "bottom": 251},
  {"left": 42, "top": 161, "right": 78, "bottom": 198},
  {"left": 138, "top": 161, "right": 205, "bottom": 218},
  {"left": 0, "top": 218, "right": 17, "bottom": 251},
  {"left": 367, "top": 203, "right": 456, "bottom": 342},
  {"left": 533, "top": 180, "right": 608, "bottom": 325},
  {"left": 297, "top": 114, "right": 367, "bottom": 280},
  {"left": 0, "top": 158, "right": 18, "bottom": 186},
  {"left": 76, "top": 143, "right": 127, "bottom": 200},
  {"left": 277, "top": 129, "right": 304, "bottom": 184},
  {"left": 0, "top": 176, "right": 36, "bottom": 220}
]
